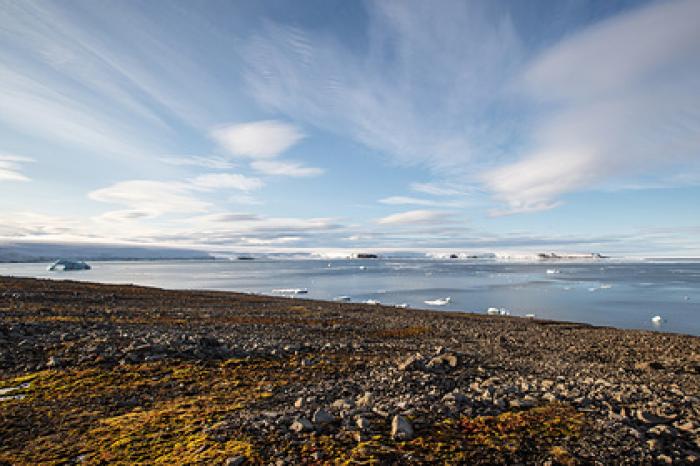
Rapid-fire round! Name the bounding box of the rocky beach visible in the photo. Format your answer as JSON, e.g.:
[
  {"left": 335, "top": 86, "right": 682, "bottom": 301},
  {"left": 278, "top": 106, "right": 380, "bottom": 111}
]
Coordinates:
[{"left": 0, "top": 275, "right": 699, "bottom": 465}]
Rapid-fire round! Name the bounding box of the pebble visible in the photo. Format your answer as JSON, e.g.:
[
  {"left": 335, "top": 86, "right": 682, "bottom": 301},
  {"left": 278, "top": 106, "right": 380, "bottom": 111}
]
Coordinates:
[
  {"left": 290, "top": 417, "right": 312, "bottom": 433},
  {"left": 391, "top": 415, "right": 414, "bottom": 440},
  {"left": 312, "top": 409, "right": 335, "bottom": 426},
  {"left": 225, "top": 456, "right": 246, "bottom": 466}
]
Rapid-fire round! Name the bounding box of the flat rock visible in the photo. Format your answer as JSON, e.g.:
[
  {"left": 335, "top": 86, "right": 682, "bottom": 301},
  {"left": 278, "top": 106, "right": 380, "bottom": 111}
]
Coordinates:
[{"left": 391, "top": 415, "right": 414, "bottom": 440}]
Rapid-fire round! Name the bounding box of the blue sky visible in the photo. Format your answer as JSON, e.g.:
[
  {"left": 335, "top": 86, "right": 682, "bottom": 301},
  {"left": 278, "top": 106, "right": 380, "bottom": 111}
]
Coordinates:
[{"left": 1, "top": 0, "right": 699, "bottom": 256}]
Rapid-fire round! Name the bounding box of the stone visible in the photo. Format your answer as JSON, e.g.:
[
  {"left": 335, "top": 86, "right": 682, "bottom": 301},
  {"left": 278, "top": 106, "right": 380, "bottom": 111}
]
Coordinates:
[
  {"left": 290, "top": 417, "right": 312, "bottom": 433},
  {"left": 398, "top": 354, "right": 425, "bottom": 371},
  {"left": 312, "top": 409, "right": 335, "bottom": 426},
  {"left": 646, "top": 438, "right": 663, "bottom": 451},
  {"left": 294, "top": 397, "right": 304, "bottom": 409},
  {"left": 356, "top": 392, "right": 374, "bottom": 408},
  {"left": 356, "top": 416, "right": 370, "bottom": 430},
  {"left": 47, "top": 356, "right": 61, "bottom": 368},
  {"left": 637, "top": 410, "right": 676, "bottom": 425},
  {"left": 331, "top": 398, "right": 354, "bottom": 411},
  {"left": 648, "top": 425, "right": 674, "bottom": 437},
  {"left": 675, "top": 421, "right": 696, "bottom": 433},
  {"left": 635, "top": 361, "right": 664, "bottom": 371},
  {"left": 225, "top": 456, "right": 246, "bottom": 466},
  {"left": 656, "top": 454, "right": 673, "bottom": 465},
  {"left": 509, "top": 398, "right": 535, "bottom": 409},
  {"left": 426, "top": 353, "right": 459, "bottom": 372},
  {"left": 391, "top": 415, "right": 414, "bottom": 440}
]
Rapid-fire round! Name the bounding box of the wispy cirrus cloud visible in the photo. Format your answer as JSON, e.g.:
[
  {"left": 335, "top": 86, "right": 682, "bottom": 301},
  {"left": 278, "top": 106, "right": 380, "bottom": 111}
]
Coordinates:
[
  {"left": 159, "top": 155, "right": 235, "bottom": 170},
  {"left": 241, "top": 2, "right": 523, "bottom": 174},
  {"left": 410, "top": 182, "right": 472, "bottom": 197},
  {"left": 0, "top": 154, "right": 34, "bottom": 181},
  {"left": 88, "top": 180, "right": 209, "bottom": 217},
  {"left": 379, "top": 195, "right": 468, "bottom": 208},
  {"left": 379, "top": 196, "right": 440, "bottom": 207},
  {"left": 242, "top": 0, "right": 700, "bottom": 216},
  {"left": 483, "top": 0, "right": 700, "bottom": 214},
  {"left": 89, "top": 172, "right": 264, "bottom": 220},
  {"left": 250, "top": 160, "right": 323, "bottom": 177},
  {"left": 189, "top": 173, "right": 264, "bottom": 191},
  {"left": 377, "top": 210, "right": 452, "bottom": 226}
]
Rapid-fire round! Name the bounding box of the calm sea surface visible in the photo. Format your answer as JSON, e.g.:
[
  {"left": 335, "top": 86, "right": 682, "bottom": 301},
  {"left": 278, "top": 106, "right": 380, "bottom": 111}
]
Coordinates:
[{"left": 1, "top": 259, "right": 699, "bottom": 336}]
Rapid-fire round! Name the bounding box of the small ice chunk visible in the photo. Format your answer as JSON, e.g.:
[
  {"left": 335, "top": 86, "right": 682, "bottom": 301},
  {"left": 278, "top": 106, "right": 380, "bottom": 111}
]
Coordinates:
[{"left": 424, "top": 297, "right": 450, "bottom": 306}]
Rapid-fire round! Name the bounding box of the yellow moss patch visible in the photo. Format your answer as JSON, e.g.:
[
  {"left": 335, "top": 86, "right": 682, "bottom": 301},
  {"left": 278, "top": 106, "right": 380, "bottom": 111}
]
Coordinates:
[
  {"left": 373, "top": 326, "right": 429, "bottom": 339},
  {"left": 0, "top": 357, "right": 300, "bottom": 465}
]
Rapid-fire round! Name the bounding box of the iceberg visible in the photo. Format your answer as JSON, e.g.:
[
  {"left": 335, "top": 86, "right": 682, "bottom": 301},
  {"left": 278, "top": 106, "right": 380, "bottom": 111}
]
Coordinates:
[
  {"left": 487, "top": 307, "right": 510, "bottom": 316},
  {"left": 363, "top": 299, "right": 380, "bottom": 305},
  {"left": 47, "top": 259, "right": 91, "bottom": 272},
  {"left": 272, "top": 288, "right": 308, "bottom": 295},
  {"left": 333, "top": 296, "right": 351, "bottom": 302},
  {"left": 424, "top": 297, "right": 451, "bottom": 306}
]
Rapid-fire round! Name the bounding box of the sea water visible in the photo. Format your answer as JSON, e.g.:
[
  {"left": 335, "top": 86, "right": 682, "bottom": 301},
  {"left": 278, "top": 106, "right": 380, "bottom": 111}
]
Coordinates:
[{"left": 1, "top": 259, "right": 698, "bottom": 336}]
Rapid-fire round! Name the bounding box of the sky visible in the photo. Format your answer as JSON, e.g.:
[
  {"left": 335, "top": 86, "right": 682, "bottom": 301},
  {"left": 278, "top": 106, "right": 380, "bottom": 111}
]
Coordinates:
[{"left": 1, "top": 0, "right": 699, "bottom": 257}]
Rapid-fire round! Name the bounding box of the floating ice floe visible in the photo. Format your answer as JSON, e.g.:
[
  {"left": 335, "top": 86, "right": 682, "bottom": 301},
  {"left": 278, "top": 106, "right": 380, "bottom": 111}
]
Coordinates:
[
  {"left": 363, "top": 299, "right": 380, "bottom": 305},
  {"left": 487, "top": 307, "right": 510, "bottom": 316},
  {"left": 599, "top": 284, "right": 612, "bottom": 289},
  {"left": 651, "top": 315, "right": 663, "bottom": 325},
  {"left": 424, "top": 297, "right": 451, "bottom": 306},
  {"left": 546, "top": 269, "right": 560, "bottom": 274},
  {"left": 394, "top": 303, "right": 409, "bottom": 309},
  {"left": 47, "top": 259, "right": 91, "bottom": 271},
  {"left": 272, "top": 288, "right": 308, "bottom": 295},
  {"left": 333, "top": 296, "right": 351, "bottom": 302},
  {"left": 359, "top": 266, "right": 367, "bottom": 270},
  {"left": 525, "top": 313, "right": 536, "bottom": 319}
]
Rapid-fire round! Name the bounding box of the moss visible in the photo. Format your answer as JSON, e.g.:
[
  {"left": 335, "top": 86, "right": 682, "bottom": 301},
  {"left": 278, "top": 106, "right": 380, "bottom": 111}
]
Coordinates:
[
  {"left": 373, "top": 326, "right": 429, "bottom": 339},
  {"left": 0, "top": 357, "right": 301, "bottom": 465},
  {"left": 264, "top": 403, "right": 585, "bottom": 465}
]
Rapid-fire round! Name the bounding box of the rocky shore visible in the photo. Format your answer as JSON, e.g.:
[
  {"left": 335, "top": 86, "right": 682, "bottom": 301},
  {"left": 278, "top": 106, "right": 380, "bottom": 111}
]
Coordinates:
[{"left": 0, "top": 276, "right": 698, "bottom": 464}]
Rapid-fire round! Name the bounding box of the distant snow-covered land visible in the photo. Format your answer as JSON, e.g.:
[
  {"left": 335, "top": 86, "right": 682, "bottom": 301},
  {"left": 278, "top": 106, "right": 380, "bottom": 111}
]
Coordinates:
[{"left": 0, "top": 242, "right": 212, "bottom": 262}]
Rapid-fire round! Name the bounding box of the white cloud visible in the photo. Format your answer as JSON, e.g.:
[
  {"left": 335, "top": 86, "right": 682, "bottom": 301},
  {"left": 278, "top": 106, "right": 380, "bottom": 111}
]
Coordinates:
[
  {"left": 241, "top": 3, "right": 522, "bottom": 173},
  {"left": 377, "top": 210, "right": 451, "bottom": 226},
  {"left": 95, "top": 210, "right": 154, "bottom": 222},
  {"left": 410, "top": 182, "right": 470, "bottom": 197},
  {"left": 379, "top": 196, "right": 438, "bottom": 206},
  {"left": 89, "top": 180, "right": 209, "bottom": 216},
  {"left": 229, "top": 194, "right": 264, "bottom": 205},
  {"left": 484, "top": 0, "right": 700, "bottom": 213},
  {"left": 192, "top": 212, "right": 261, "bottom": 223},
  {"left": 211, "top": 120, "right": 305, "bottom": 159},
  {"left": 189, "top": 173, "right": 264, "bottom": 191},
  {"left": 0, "top": 154, "right": 33, "bottom": 181},
  {"left": 250, "top": 160, "right": 323, "bottom": 177},
  {"left": 90, "top": 172, "right": 264, "bottom": 219},
  {"left": 159, "top": 155, "right": 234, "bottom": 170}
]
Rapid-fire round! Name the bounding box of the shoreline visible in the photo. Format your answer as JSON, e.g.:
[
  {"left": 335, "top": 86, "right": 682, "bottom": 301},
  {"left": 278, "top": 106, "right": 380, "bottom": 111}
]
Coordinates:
[
  {"left": 0, "top": 272, "right": 692, "bottom": 338},
  {"left": 1, "top": 276, "right": 699, "bottom": 464}
]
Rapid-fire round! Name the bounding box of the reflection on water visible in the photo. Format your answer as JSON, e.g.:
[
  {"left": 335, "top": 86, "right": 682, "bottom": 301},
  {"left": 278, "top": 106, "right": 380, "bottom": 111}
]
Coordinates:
[{"left": 1, "top": 259, "right": 699, "bottom": 336}]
